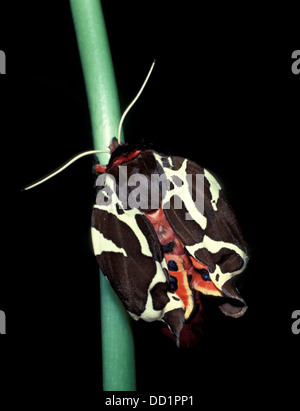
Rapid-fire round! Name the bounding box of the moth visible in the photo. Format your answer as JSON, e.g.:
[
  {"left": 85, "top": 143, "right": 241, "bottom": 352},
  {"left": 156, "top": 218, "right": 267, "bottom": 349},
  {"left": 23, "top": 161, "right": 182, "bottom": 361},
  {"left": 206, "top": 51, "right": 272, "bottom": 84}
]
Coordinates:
[
  {"left": 24, "top": 61, "right": 248, "bottom": 346},
  {"left": 92, "top": 138, "right": 248, "bottom": 347}
]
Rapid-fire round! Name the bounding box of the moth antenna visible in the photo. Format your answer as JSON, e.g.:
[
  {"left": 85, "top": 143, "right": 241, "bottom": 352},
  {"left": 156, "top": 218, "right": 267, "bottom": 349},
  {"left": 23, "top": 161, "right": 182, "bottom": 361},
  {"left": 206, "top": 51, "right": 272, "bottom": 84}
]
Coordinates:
[
  {"left": 23, "top": 149, "right": 109, "bottom": 191},
  {"left": 117, "top": 59, "right": 156, "bottom": 144},
  {"left": 24, "top": 60, "right": 156, "bottom": 191}
]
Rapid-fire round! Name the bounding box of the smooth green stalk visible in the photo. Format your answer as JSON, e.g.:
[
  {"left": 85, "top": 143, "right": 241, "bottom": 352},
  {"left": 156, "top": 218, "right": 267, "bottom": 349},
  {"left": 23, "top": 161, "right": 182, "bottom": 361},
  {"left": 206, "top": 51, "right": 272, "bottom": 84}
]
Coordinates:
[{"left": 70, "top": 0, "right": 136, "bottom": 391}]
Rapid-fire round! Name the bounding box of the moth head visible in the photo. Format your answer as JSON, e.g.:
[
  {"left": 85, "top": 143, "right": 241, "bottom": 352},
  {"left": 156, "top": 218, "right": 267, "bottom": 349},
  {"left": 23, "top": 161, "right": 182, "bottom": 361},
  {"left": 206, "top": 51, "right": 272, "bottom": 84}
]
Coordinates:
[
  {"left": 106, "top": 138, "right": 143, "bottom": 171},
  {"left": 93, "top": 138, "right": 141, "bottom": 174}
]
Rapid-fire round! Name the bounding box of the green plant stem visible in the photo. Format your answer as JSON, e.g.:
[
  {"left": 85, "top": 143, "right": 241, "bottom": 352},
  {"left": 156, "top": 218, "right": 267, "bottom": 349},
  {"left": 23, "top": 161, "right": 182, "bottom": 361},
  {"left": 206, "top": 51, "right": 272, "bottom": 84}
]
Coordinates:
[{"left": 70, "top": 0, "right": 136, "bottom": 391}]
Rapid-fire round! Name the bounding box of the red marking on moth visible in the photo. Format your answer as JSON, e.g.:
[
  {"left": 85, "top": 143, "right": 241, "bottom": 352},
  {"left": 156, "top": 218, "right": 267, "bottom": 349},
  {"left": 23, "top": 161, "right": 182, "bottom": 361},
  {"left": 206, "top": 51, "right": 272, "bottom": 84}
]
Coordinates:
[
  {"left": 94, "top": 164, "right": 107, "bottom": 174},
  {"left": 108, "top": 149, "right": 142, "bottom": 170},
  {"left": 145, "top": 207, "right": 222, "bottom": 347},
  {"left": 95, "top": 149, "right": 142, "bottom": 174},
  {"left": 145, "top": 208, "right": 220, "bottom": 300}
]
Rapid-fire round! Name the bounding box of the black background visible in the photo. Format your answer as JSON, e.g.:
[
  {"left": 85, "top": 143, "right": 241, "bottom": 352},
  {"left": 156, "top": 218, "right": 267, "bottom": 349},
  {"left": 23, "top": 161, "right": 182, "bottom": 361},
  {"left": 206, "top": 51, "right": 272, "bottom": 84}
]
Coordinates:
[{"left": 0, "top": 0, "right": 299, "bottom": 405}]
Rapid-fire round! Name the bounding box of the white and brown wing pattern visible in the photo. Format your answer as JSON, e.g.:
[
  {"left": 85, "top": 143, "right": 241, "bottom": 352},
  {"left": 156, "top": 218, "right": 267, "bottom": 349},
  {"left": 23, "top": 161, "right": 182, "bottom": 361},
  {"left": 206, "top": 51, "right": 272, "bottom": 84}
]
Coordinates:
[
  {"left": 91, "top": 171, "right": 185, "bottom": 342},
  {"left": 155, "top": 153, "right": 249, "bottom": 318}
]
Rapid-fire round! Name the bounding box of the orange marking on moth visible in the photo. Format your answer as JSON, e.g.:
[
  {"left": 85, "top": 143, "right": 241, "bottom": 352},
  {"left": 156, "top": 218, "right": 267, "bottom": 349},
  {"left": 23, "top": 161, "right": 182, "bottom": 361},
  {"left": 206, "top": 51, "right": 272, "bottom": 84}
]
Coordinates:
[
  {"left": 189, "top": 256, "right": 223, "bottom": 296},
  {"left": 145, "top": 208, "right": 223, "bottom": 319}
]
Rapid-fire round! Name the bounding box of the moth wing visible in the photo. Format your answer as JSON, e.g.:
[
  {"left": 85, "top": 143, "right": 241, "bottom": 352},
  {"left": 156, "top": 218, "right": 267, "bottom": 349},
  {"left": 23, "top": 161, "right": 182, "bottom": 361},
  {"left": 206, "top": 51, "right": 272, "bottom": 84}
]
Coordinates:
[
  {"left": 158, "top": 155, "right": 248, "bottom": 318},
  {"left": 91, "top": 186, "right": 185, "bottom": 341}
]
